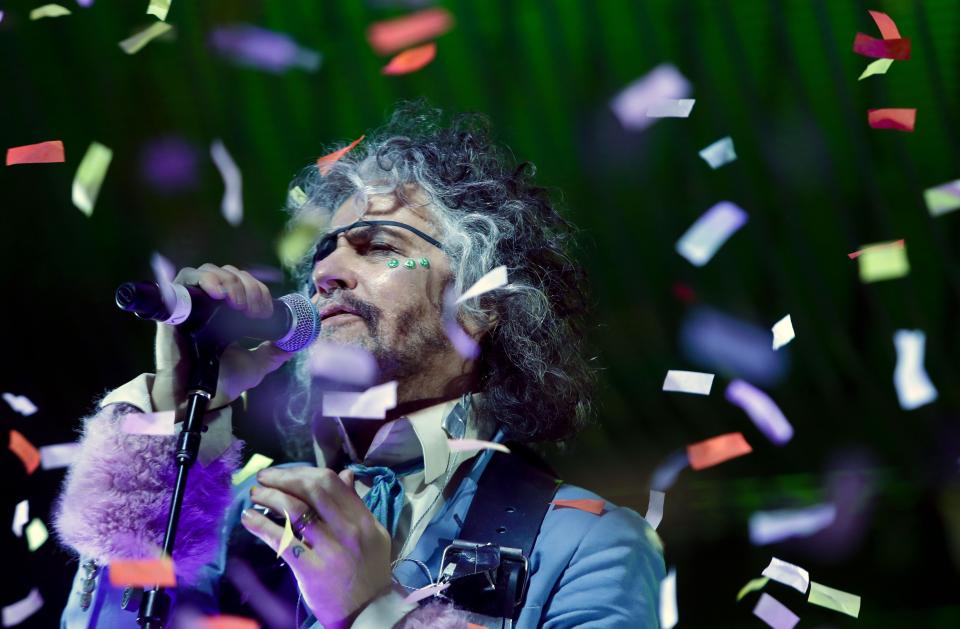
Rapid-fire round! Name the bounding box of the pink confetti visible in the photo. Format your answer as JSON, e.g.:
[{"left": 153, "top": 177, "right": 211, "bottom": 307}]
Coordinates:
[
  {"left": 120, "top": 411, "right": 177, "bottom": 435},
  {"left": 447, "top": 439, "right": 511, "bottom": 454},
  {"left": 753, "top": 593, "right": 799, "bottom": 629},
  {"left": 402, "top": 581, "right": 449, "bottom": 604},
  {"left": 366, "top": 8, "right": 454, "bottom": 55},
  {"left": 322, "top": 381, "right": 397, "bottom": 419},
  {"left": 308, "top": 341, "right": 378, "bottom": 386}
]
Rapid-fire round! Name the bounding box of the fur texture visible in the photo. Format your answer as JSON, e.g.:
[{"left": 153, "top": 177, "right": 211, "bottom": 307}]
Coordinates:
[
  {"left": 53, "top": 403, "right": 242, "bottom": 585},
  {"left": 396, "top": 599, "right": 469, "bottom": 629}
]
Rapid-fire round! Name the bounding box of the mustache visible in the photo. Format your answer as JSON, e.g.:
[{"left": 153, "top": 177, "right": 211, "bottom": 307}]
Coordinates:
[{"left": 316, "top": 292, "right": 381, "bottom": 325}]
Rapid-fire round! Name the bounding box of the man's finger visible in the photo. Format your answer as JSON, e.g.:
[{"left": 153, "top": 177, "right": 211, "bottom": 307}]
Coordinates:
[
  {"left": 256, "top": 467, "right": 366, "bottom": 534},
  {"left": 250, "top": 487, "right": 339, "bottom": 550},
  {"left": 240, "top": 508, "right": 317, "bottom": 569}
]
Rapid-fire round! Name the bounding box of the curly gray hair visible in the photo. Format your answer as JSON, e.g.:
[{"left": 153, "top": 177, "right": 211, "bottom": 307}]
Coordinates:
[{"left": 280, "top": 100, "right": 595, "bottom": 450}]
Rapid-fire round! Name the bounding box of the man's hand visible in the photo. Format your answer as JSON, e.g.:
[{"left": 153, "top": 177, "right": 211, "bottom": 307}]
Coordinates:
[
  {"left": 151, "top": 263, "right": 294, "bottom": 413},
  {"left": 242, "top": 467, "right": 393, "bottom": 629}
]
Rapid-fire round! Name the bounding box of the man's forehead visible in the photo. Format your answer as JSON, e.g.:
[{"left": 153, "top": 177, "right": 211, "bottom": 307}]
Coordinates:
[{"left": 330, "top": 186, "right": 436, "bottom": 231}]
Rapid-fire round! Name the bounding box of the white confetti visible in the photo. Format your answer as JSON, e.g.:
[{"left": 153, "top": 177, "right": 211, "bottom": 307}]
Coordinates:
[
  {"left": 403, "top": 581, "right": 449, "bottom": 604},
  {"left": 749, "top": 504, "right": 836, "bottom": 545},
  {"left": 120, "top": 411, "right": 177, "bottom": 435},
  {"left": 752, "top": 592, "right": 799, "bottom": 629},
  {"left": 676, "top": 201, "right": 748, "bottom": 267},
  {"left": 761, "top": 557, "right": 810, "bottom": 594},
  {"left": 698, "top": 136, "right": 737, "bottom": 169},
  {"left": 308, "top": 342, "right": 378, "bottom": 386},
  {"left": 646, "top": 98, "right": 696, "bottom": 118},
  {"left": 658, "top": 567, "right": 678, "bottom": 628},
  {"left": 146, "top": 0, "right": 171, "bottom": 21},
  {"left": 610, "top": 64, "right": 691, "bottom": 131},
  {"left": 455, "top": 266, "right": 508, "bottom": 305},
  {"left": 893, "top": 329, "right": 938, "bottom": 410},
  {"left": 1, "top": 588, "right": 43, "bottom": 627},
  {"left": 662, "top": 370, "right": 714, "bottom": 395},
  {"left": 645, "top": 490, "right": 665, "bottom": 530},
  {"left": 323, "top": 381, "right": 398, "bottom": 419},
  {"left": 39, "top": 442, "right": 81, "bottom": 470},
  {"left": 771, "top": 314, "right": 795, "bottom": 350},
  {"left": 447, "top": 439, "right": 511, "bottom": 454},
  {"left": 3, "top": 393, "right": 38, "bottom": 416},
  {"left": 210, "top": 139, "right": 243, "bottom": 226},
  {"left": 12, "top": 500, "right": 28, "bottom": 538}
]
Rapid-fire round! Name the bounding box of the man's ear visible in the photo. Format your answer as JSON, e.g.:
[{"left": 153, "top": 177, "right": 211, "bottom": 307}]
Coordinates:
[{"left": 460, "top": 311, "right": 498, "bottom": 342}]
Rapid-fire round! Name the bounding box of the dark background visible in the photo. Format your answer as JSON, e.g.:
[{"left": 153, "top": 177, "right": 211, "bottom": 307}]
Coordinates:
[{"left": 2, "top": 0, "right": 959, "bottom": 626}]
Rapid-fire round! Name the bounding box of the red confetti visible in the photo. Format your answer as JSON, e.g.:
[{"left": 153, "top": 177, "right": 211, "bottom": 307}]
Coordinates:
[
  {"left": 9, "top": 430, "right": 40, "bottom": 474},
  {"left": 868, "top": 10, "right": 901, "bottom": 39},
  {"left": 193, "top": 616, "right": 260, "bottom": 629},
  {"left": 468, "top": 624, "right": 489, "bottom": 629},
  {"left": 847, "top": 239, "right": 904, "bottom": 260},
  {"left": 672, "top": 282, "right": 697, "bottom": 304},
  {"left": 316, "top": 135, "right": 364, "bottom": 176},
  {"left": 6, "top": 140, "right": 65, "bottom": 165},
  {"left": 852, "top": 33, "right": 911, "bottom": 60},
  {"left": 687, "top": 432, "right": 753, "bottom": 470},
  {"left": 382, "top": 42, "right": 437, "bottom": 76},
  {"left": 108, "top": 557, "right": 177, "bottom": 588},
  {"left": 550, "top": 498, "right": 605, "bottom": 515},
  {"left": 868, "top": 108, "right": 916, "bottom": 132},
  {"left": 366, "top": 8, "right": 454, "bottom": 55}
]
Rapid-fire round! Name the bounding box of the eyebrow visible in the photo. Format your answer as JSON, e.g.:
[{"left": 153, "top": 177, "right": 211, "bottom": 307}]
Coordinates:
[{"left": 325, "top": 220, "right": 443, "bottom": 249}]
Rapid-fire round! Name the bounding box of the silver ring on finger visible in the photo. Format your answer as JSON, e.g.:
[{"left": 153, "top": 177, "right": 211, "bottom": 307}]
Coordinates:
[{"left": 293, "top": 509, "right": 319, "bottom": 538}]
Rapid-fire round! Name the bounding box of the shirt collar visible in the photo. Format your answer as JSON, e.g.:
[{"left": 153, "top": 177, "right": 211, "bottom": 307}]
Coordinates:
[{"left": 313, "top": 394, "right": 482, "bottom": 485}]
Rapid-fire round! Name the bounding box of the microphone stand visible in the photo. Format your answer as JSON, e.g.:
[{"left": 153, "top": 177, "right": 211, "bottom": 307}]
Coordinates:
[{"left": 137, "top": 329, "right": 226, "bottom": 628}]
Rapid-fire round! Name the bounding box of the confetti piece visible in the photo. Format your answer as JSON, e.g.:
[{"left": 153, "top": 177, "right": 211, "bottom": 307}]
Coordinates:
[
  {"left": 658, "top": 568, "right": 678, "bottom": 628},
  {"left": 317, "top": 135, "right": 364, "bottom": 176},
  {"left": 367, "top": 8, "right": 454, "bottom": 55},
  {"left": 852, "top": 33, "right": 911, "bottom": 59},
  {"left": 25, "top": 518, "right": 48, "bottom": 551},
  {"left": 467, "top": 624, "right": 488, "bottom": 629},
  {"left": 858, "top": 57, "right": 894, "bottom": 80},
  {"left": 12, "top": 500, "right": 28, "bottom": 537},
  {"left": 277, "top": 509, "right": 294, "bottom": 558},
  {"left": 9, "top": 430, "right": 40, "bottom": 474},
  {"left": 752, "top": 592, "right": 799, "bottom": 629},
  {"left": 662, "top": 370, "right": 714, "bottom": 395},
  {"left": 923, "top": 179, "right": 960, "bottom": 217},
  {"left": 72, "top": 141, "right": 113, "bottom": 217},
  {"left": 698, "top": 136, "right": 737, "bottom": 169},
  {"left": 868, "top": 9, "right": 901, "bottom": 39},
  {"left": 443, "top": 317, "right": 481, "bottom": 360},
  {"left": 447, "top": 439, "right": 511, "bottom": 454},
  {"left": 120, "top": 410, "right": 177, "bottom": 435},
  {"left": 847, "top": 238, "right": 904, "bottom": 259},
  {"left": 761, "top": 557, "right": 809, "bottom": 594},
  {"left": 277, "top": 215, "right": 327, "bottom": 268},
  {"left": 211, "top": 139, "right": 243, "bottom": 226},
  {"left": 147, "top": 0, "right": 171, "bottom": 21},
  {"left": 151, "top": 251, "right": 178, "bottom": 314},
  {"left": 288, "top": 185, "right": 308, "bottom": 207},
  {"left": 39, "top": 442, "right": 80, "bottom": 469},
  {"left": 893, "top": 329, "right": 938, "bottom": 410},
  {"left": 725, "top": 380, "right": 794, "bottom": 446},
  {"left": 232, "top": 453, "right": 274, "bottom": 485},
  {"left": 749, "top": 504, "right": 836, "bottom": 545},
  {"left": 807, "top": 581, "right": 861, "bottom": 618},
  {"left": 646, "top": 99, "right": 695, "bottom": 118},
  {"left": 610, "top": 64, "right": 692, "bottom": 131},
  {"left": 737, "top": 576, "right": 769, "bottom": 602},
  {"left": 30, "top": 4, "right": 71, "bottom": 19},
  {"left": 456, "top": 266, "right": 509, "bottom": 304},
  {"left": 856, "top": 240, "right": 910, "bottom": 282},
  {"left": 687, "top": 432, "right": 752, "bottom": 471},
  {"left": 3, "top": 393, "right": 38, "bottom": 416},
  {"left": 651, "top": 450, "right": 690, "bottom": 491},
  {"left": 675, "top": 201, "right": 748, "bottom": 267},
  {"left": 1, "top": 588, "right": 43, "bottom": 627},
  {"left": 140, "top": 136, "right": 200, "bottom": 193},
  {"left": 322, "top": 381, "right": 398, "bottom": 419},
  {"left": 645, "top": 490, "right": 665, "bottom": 530},
  {"left": 550, "top": 499, "right": 605, "bottom": 515},
  {"left": 192, "top": 616, "right": 260, "bottom": 629},
  {"left": 403, "top": 581, "right": 450, "bottom": 604},
  {"left": 119, "top": 21, "right": 173, "bottom": 55},
  {"left": 209, "top": 25, "right": 321, "bottom": 74},
  {"left": 771, "top": 315, "right": 795, "bottom": 350},
  {"left": 6, "top": 140, "right": 64, "bottom": 165},
  {"left": 868, "top": 108, "right": 916, "bottom": 132},
  {"left": 308, "top": 342, "right": 378, "bottom": 386},
  {"left": 382, "top": 42, "right": 436, "bottom": 75},
  {"left": 109, "top": 557, "right": 177, "bottom": 588}
]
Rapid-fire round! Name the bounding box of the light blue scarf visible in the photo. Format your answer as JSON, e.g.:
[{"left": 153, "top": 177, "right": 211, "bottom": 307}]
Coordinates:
[{"left": 347, "top": 459, "right": 425, "bottom": 536}]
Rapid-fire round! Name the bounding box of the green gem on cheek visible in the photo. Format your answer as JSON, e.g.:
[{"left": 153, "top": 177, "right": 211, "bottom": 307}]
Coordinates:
[
  {"left": 387, "top": 259, "right": 400, "bottom": 268},
  {"left": 404, "top": 259, "right": 417, "bottom": 269},
  {"left": 419, "top": 257, "right": 430, "bottom": 268}
]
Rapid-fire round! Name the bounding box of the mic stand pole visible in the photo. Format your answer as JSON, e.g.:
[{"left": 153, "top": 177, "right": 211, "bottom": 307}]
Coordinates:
[{"left": 138, "top": 331, "right": 225, "bottom": 628}]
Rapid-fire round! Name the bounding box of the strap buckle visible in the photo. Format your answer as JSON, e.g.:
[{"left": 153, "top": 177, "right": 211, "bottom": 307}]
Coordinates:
[{"left": 438, "top": 540, "right": 529, "bottom": 616}]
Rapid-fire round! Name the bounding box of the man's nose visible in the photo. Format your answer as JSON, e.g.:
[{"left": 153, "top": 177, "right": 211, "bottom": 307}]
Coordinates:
[{"left": 312, "top": 248, "right": 359, "bottom": 295}]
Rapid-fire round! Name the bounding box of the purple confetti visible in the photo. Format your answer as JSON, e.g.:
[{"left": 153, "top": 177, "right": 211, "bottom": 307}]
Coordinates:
[
  {"left": 442, "top": 286, "right": 481, "bottom": 359},
  {"left": 610, "top": 64, "right": 692, "bottom": 131},
  {"left": 308, "top": 341, "right": 378, "bottom": 387},
  {"left": 651, "top": 449, "right": 690, "bottom": 492},
  {"left": 209, "top": 24, "right": 322, "bottom": 74},
  {"left": 139, "top": 136, "right": 200, "bottom": 194},
  {"left": 725, "top": 379, "right": 794, "bottom": 445},
  {"left": 749, "top": 504, "right": 837, "bottom": 545},
  {"left": 753, "top": 593, "right": 799, "bottom": 629}
]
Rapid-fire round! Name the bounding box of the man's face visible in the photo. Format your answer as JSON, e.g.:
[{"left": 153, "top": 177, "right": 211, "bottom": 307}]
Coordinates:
[{"left": 309, "top": 188, "right": 457, "bottom": 383}]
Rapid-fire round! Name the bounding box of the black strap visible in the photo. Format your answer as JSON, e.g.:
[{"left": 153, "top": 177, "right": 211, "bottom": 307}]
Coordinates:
[{"left": 443, "top": 445, "right": 560, "bottom": 625}]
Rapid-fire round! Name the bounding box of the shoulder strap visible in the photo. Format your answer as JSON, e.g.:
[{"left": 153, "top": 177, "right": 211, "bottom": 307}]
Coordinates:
[{"left": 443, "top": 444, "right": 560, "bottom": 625}]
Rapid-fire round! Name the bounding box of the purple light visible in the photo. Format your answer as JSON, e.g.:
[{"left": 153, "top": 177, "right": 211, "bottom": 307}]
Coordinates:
[
  {"left": 139, "top": 136, "right": 200, "bottom": 194},
  {"left": 208, "top": 24, "right": 321, "bottom": 74}
]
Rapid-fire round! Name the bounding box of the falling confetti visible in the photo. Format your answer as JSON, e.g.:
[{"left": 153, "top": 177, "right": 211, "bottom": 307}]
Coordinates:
[
  {"left": 9, "top": 430, "right": 41, "bottom": 474},
  {"left": 39, "top": 442, "right": 80, "bottom": 469},
  {"left": 752, "top": 592, "right": 799, "bottom": 629},
  {"left": 146, "top": 0, "right": 171, "bottom": 21},
  {"left": 382, "top": 42, "right": 437, "bottom": 75},
  {"left": 749, "top": 504, "right": 836, "bottom": 545},
  {"left": 855, "top": 239, "right": 909, "bottom": 283},
  {"left": 317, "top": 135, "right": 364, "bottom": 176},
  {"left": 771, "top": 315, "right": 795, "bottom": 350},
  {"left": 736, "top": 576, "right": 769, "bottom": 602},
  {"left": 6, "top": 140, "right": 64, "bottom": 165},
  {"left": 761, "top": 557, "right": 809, "bottom": 594},
  {"left": 698, "top": 136, "right": 737, "bottom": 169},
  {"left": 725, "top": 379, "right": 794, "bottom": 446},
  {"left": 3, "top": 393, "right": 38, "bottom": 416},
  {"left": 644, "top": 490, "right": 665, "bottom": 530},
  {"left": 209, "top": 25, "right": 321, "bottom": 74},
  {"left": 858, "top": 58, "right": 894, "bottom": 80},
  {"left": 893, "top": 329, "right": 938, "bottom": 410},
  {"left": 687, "top": 433, "right": 752, "bottom": 471},
  {"left": 676, "top": 201, "right": 748, "bottom": 267},
  {"left": 119, "top": 21, "right": 174, "bottom": 55},
  {"left": 610, "top": 64, "right": 691, "bottom": 131},
  {"left": 867, "top": 108, "right": 916, "bottom": 132},
  {"left": 550, "top": 499, "right": 605, "bottom": 515},
  {"left": 120, "top": 410, "right": 177, "bottom": 435},
  {"left": 72, "top": 141, "right": 113, "bottom": 216},
  {"left": 402, "top": 581, "right": 450, "bottom": 604},
  {"left": 662, "top": 370, "right": 715, "bottom": 395},
  {"left": 646, "top": 99, "right": 695, "bottom": 118},
  {"left": 658, "top": 568, "right": 678, "bottom": 628},
  {"left": 30, "top": 4, "right": 71, "bottom": 20},
  {"left": 456, "top": 266, "right": 509, "bottom": 304},
  {"left": 12, "top": 500, "right": 28, "bottom": 537},
  {"left": 447, "top": 439, "right": 511, "bottom": 454},
  {"left": 232, "top": 453, "right": 274, "bottom": 486},
  {"left": 25, "top": 518, "right": 49, "bottom": 551},
  {"left": 322, "top": 381, "right": 398, "bottom": 419},
  {"left": 852, "top": 33, "right": 911, "bottom": 59},
  {"left": 211, "top": 139, "right": 243, "bottom": 226},
  {"left": 277, "top": 509, "right": 294, "bottom": 558},
  {"left": 923, "top": 179, "right": 960, "bottom": 217},
  {"left": 109, "top": 557, "right": 177, "bottom": 588},
  {"left": 308, "top": 341, "right": 378, "bottom": 386},
  {"left": 1, "top": 588, "right": 43, "bottom": 627},
  {"left": 807, "top": 581, "right": 861, "bottom": 618},
  {"left": 367, "top": 8, "right": 454, "bottom": 55}
]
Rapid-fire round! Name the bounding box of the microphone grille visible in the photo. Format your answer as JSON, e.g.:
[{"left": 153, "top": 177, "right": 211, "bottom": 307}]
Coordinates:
[{"left": 275, "top": 293, "right": 321, "bottom": 352}]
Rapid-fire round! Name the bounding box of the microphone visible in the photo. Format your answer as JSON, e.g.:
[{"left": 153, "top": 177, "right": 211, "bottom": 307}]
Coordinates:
[{"left": 115, "top": 281, "right": 320, "bottom": 352}]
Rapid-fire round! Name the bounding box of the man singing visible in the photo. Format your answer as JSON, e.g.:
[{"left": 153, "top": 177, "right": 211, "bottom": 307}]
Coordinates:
[{"left": 55, "top": 102, "right": 664, "bottom": 628}]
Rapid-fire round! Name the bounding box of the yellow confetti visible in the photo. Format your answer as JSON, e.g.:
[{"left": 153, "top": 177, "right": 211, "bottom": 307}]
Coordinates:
[
  {"left": 858, "top": 241, "right": 910, "bottom": 283},
  {"left": 277, "top": 509, "right": 294, "bottom": 558},
  {"left": 288, "top": 185, "right": 308, "bottom": 207},
  {"left": 30, "top": 4, "right": 71, "bottom": 20},
  {"left": 808, "top": 581, "right": 861, "bottom": 618},
  {"left": 25, "top": 518, "right": 48, "bottom": 551},
  {"left": 736, "top": 576, "right": 769, "bottom": 602},
  {"left": 231, "top": 453, "right": 273, "bottom": 485},
  {"left": 277, "top": 215, "right": 327, "bottom": 268},
  {"left": 119, "top": 22, "right": 173, "bottom": 55},
  {"left": 146, "top": 0, "right": 171, "bottom": 21},
  {"left": 858, "top": 58, "right": 894, "bottom": 81},
  {"left": 72, "top": 142, "right": 113, "bottom": 217}
]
